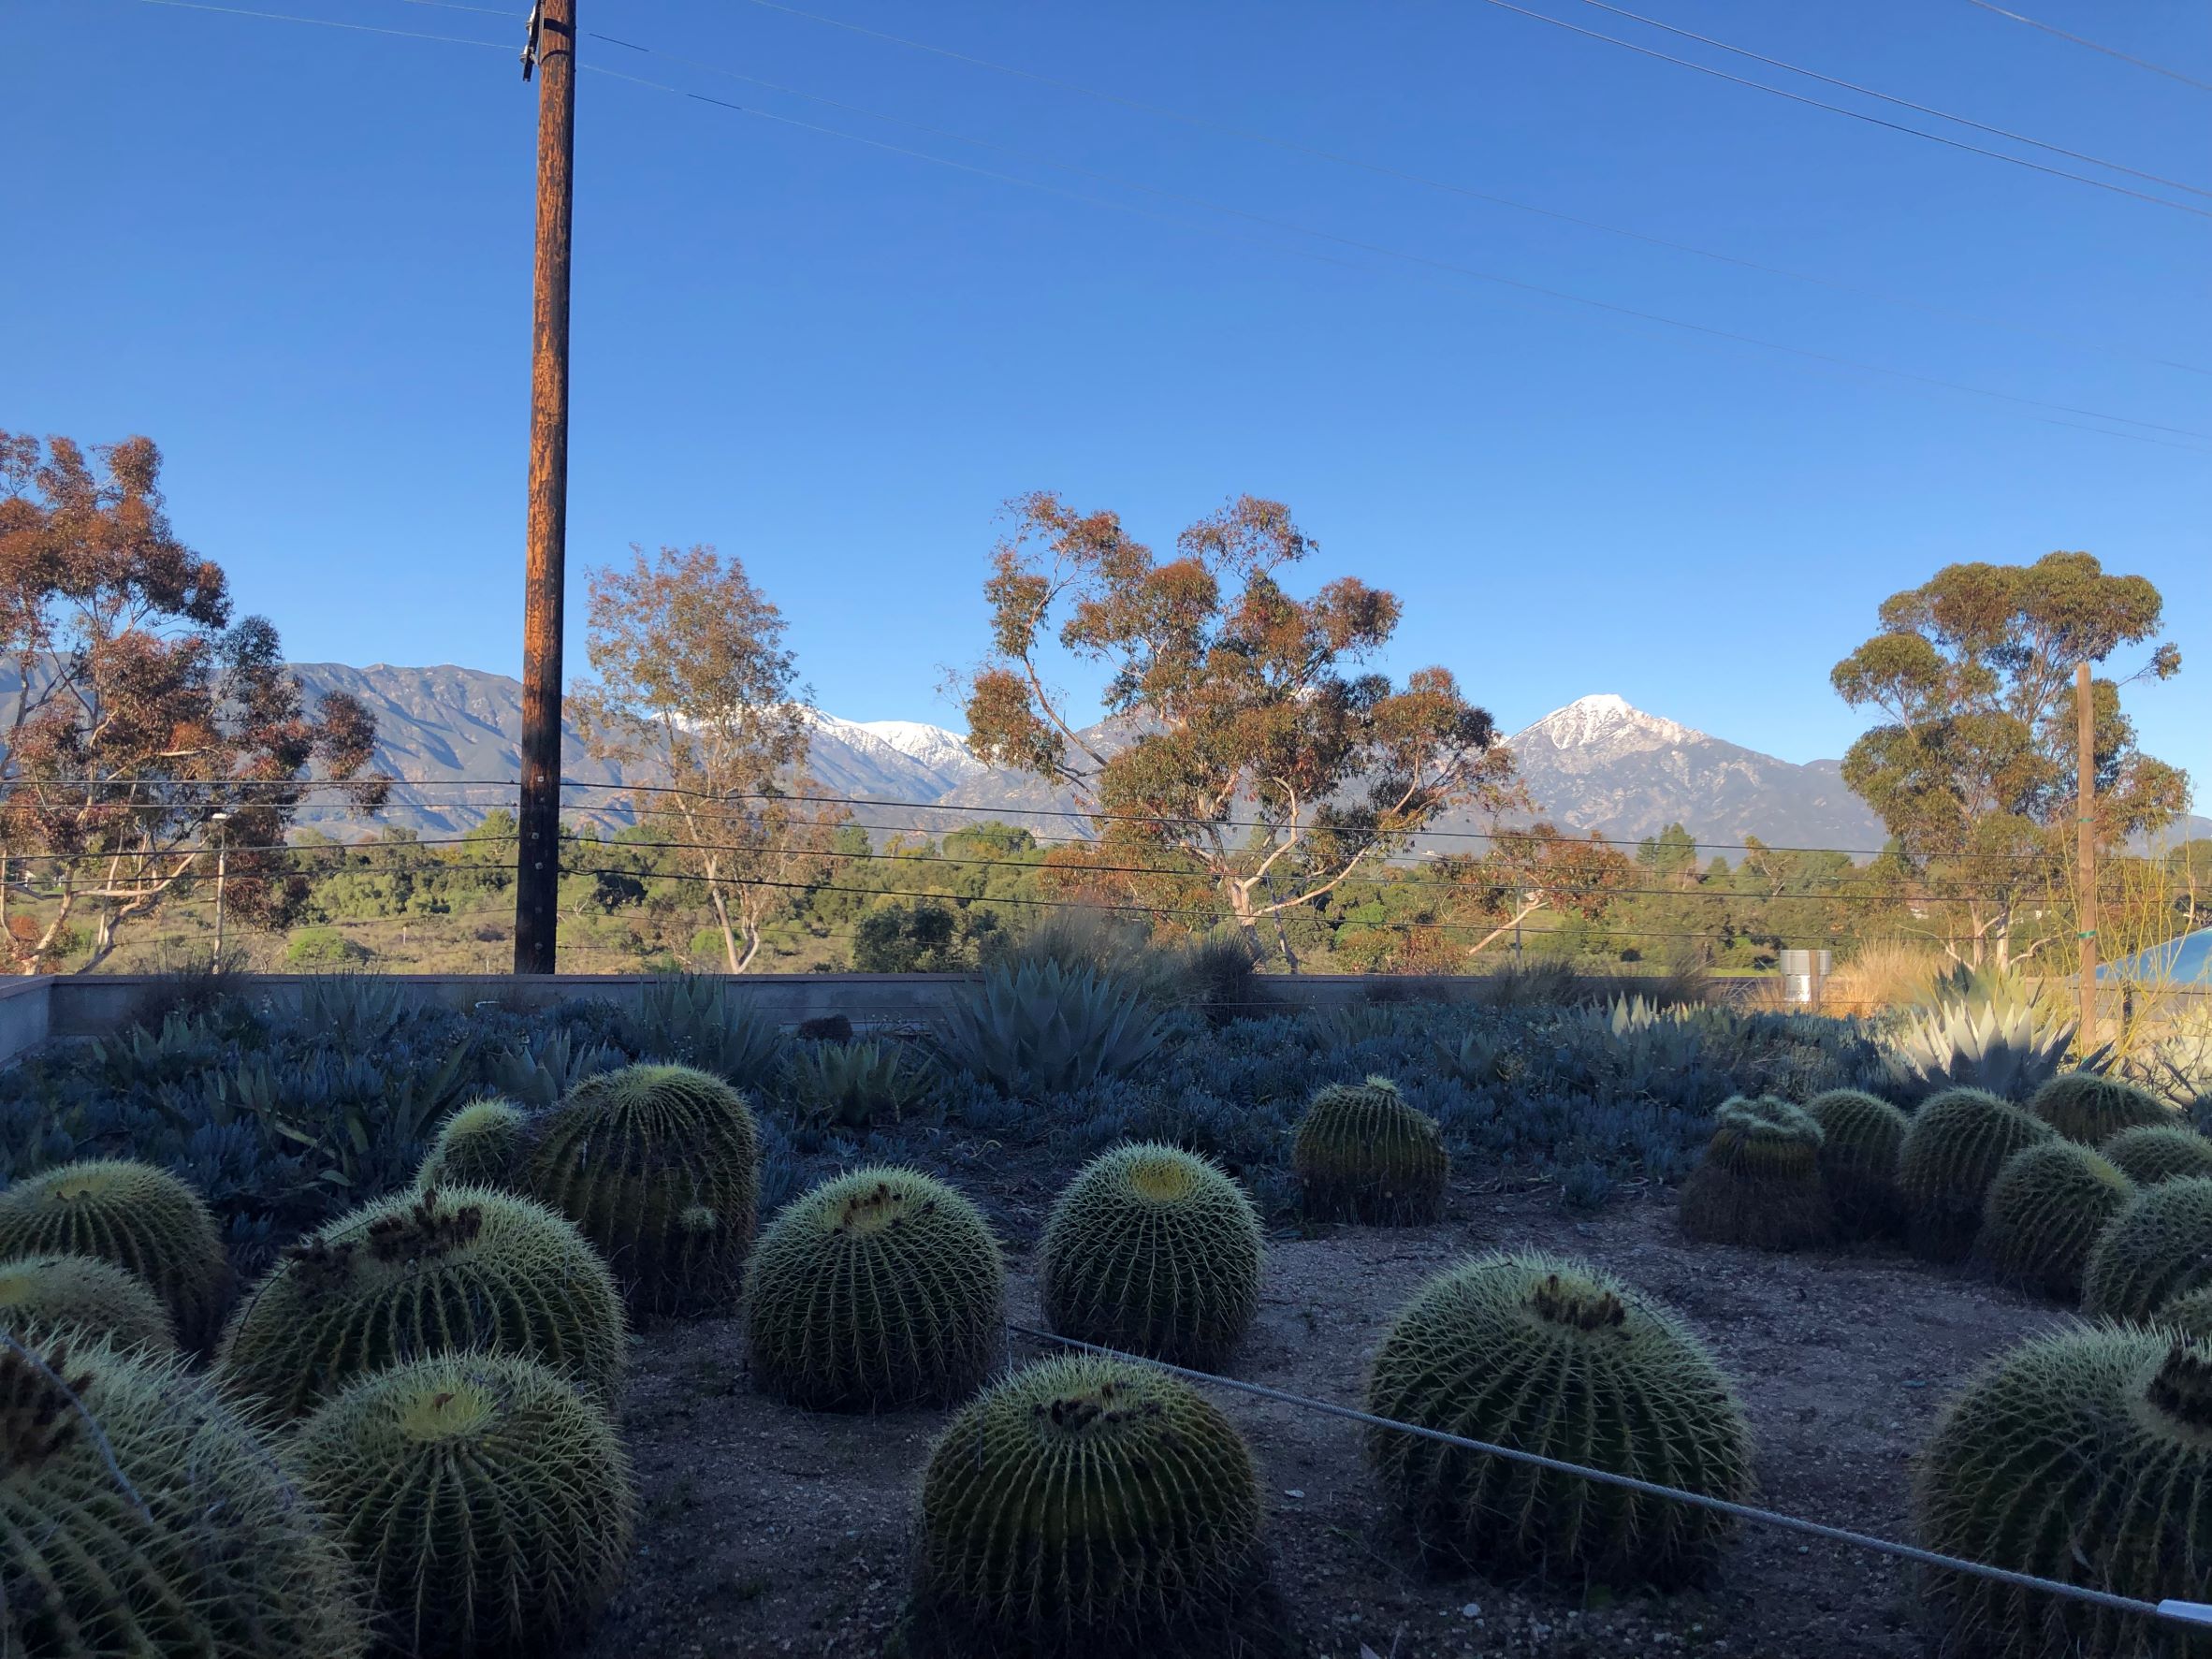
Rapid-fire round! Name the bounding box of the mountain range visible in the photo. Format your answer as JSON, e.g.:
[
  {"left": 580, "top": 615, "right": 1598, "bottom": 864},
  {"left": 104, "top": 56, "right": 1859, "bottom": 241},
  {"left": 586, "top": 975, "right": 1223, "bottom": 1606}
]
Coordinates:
[{"left": 285, "top": 665, "right": 1901, "bottom": 852}]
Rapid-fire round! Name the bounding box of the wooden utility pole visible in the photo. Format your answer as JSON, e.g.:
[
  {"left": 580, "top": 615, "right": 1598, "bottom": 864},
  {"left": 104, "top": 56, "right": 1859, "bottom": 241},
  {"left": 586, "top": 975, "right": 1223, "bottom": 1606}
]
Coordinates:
[
  {"left": 516, "top": 0, "right": 576, "bottom": 976},
  {"left": 2076, "top": 661, "right": 2098, "bottom": 1041}
]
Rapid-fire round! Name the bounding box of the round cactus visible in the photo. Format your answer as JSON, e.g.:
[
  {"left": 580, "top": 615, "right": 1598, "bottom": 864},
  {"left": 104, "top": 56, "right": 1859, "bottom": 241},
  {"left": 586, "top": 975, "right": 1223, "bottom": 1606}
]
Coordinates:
[
  {"left": 1040, "top": 1143, "right": 1263, "bottom": 1369},
  {"left": 2103, "top": 1123, "right": 2212, "bottom": 1188},
  {"left": 2153, "top": 1284, "right": 2212, "bottom": 1342},
  {"left": 416, "top": 1096, "right": 530, "bottom": 1190},
  {"left": 1291, "top": 1075, "right": 1447, "bottom": 1225},
  {"left": 1915, "top": 1325, "right": 2212, "bottom": 1658},
  {"left": 1677, "top": 1096, "right": 1833, "bottom": 1251},
  {"left": 0, "top": 1158, "right": 228, "bottom": 1346},
  {"left": 744, "top": 1167, "right": 1003, "bottom": 1411},
  {"left": 1365, "top": 1251, "right": 1754, "bottom": 1587},
  {"left": 907, "top": 1354, "right": 1264, "bottom": 1653},
  {"left": 219, "top": 1184, "right": 624, "bottom": 1420},
  {"left": 2030, "top": 1070, "right": 2173, "bottom": 1145},
  {"left": 2082, "top": 1176, "right": 2212, "bottom": 1323},
  {"left": 0, "top": 1252, "right": 176, "bottom": 1354},
  {"left": 1804, "top": 1087, "right": 1912, "bottom": 1237},
  {"left": 1898, "top": 1087, "right": 2059, "bottom": 1262},
  {"left": 521, "top": 1062, "right": 760, "bottom": 1317},
  {"left": 0, "top": 1333, "right": 367, "bottom": 1658},
  {"left": 292, "top": 1352, "right": 634, "bottom": 1658},
  {"left": 1977, "top": 1141, "right": 2132, "bottom": 1301}
]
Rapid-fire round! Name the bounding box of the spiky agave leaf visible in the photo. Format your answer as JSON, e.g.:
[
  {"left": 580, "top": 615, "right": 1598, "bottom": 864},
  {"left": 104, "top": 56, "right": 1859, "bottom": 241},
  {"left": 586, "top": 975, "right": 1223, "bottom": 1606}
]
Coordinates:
[
  {"left": 292, "top": 1352, "right": 634, "bottom": 1659},
  {"left": 0, "top": 1252, "right": 176, "bottom": 1354},
  {"left": 1365, "top": 1251, "right": 1754, "bottom": 1588},
  {"left": 934, "top": 961, "right": 1172, "bottom": 1096},
  {"left": 1677, "top": 1096, "right": 1832, "bottom": 1251},
  {"left": 520, "top": 1062, "right": 761, "bottom": 1318},
  {"left": 1916, "top": 1326, "right": 2212, "bottom": 1658},
  {"left": 1291, "top": 1076, "right": 1448, "bottom": 1225},
  {"left": 2030, "top": 1071, "right": 2174, "bottom": 1146},
  {"left": 1041, "top": 1143, "right": 1262, "bottom": 1369},
  {"left": 743, "top": 1167, "right": 1003, "bottom": 1411},
  {"left": 1977, "top": 1142, "right": 2132, "bottom": 1301},
  {"left": 1898, "top": 1088, "right": 2059, "bottom": 1262},
  {"left": 1804, "top": 1088, "right": 1911, "bottom": 1237},
  {"left": 2102, "top": 1123, "right": 2212, "bottom": 1188},
  {"left": 2082, "top": 1177, "right": 2212, "bottom": 1323},
  {"left": 0, "top": 1333, "right": 367, "bottom": 1658},
  {"left": 0, "top": 1159, "right": 229, "bottom": 1347},
  {"left": 415, "top": 1095, "right": 531, "bottom": 1190},
  {"left": 219, "top": 1184, "right": 625, "bottom": 1419},
  {"left": 906, "top": 1355, "right": 1264, "bottom": 1656}
]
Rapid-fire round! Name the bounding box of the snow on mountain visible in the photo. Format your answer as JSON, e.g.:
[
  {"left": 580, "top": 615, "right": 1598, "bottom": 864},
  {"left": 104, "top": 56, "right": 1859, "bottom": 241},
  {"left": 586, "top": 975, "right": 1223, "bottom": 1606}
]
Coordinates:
[
  {"left": 851, "top": 719, "right": 985, "bottom": 779},
  {"left": 1510, "top": 692, "right": 1703, "bottom": 754}
]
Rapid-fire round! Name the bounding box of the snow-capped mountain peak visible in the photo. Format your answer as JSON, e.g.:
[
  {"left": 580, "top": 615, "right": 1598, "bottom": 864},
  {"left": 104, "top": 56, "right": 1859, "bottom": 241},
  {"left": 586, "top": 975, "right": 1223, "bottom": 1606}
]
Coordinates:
[
  {"left": 852, "top": 719, "right": 983, "bottom": 777},
  {"left": 1510, "top": 693, "right": 1703, "bottom": 754}
]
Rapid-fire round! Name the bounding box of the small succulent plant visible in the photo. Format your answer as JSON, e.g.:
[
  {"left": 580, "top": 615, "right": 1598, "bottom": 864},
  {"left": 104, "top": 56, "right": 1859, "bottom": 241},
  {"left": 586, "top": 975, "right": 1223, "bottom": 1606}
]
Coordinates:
[
  {"left": 2029, "top": 1071, "right": 2173, "bottom": 1146},
  {"left": 1916, "top": 1325, "right": 2212, "bottom": 1658},
  {"left": 906, "top": 1355, "right": 1264, "bottom": 1654},
  {"left": 219, "top": 1184, "right": 625, "bottom": 1419},
  {"left": 1041, "top": 1143, "right": 1262, "bottom": 1369},
  {"left": 744, "top": 1167, "right": 1003, "bottom": 1410},
  {"left": 293, "top": 1352, "right": 635, "bottom": 1658},
  {"left": 1677, "top": 1096, "right": 1832, "bottom": 1251},
  {"left": 0, "top": 1252, "right": 176, "bottom": 1354},
  {"left": 0, "top": 1332, "right": 366, "bottom": 1658},
  {"left": 2101, "top": 1123, "right": 2212, "bottom": 1188},
  {"left": 0, "top": 1159, "right": 229, "bottom": 1347},
  {"left": 2081, "top": 1176, "right": 2212, "bottom": 1323},
  {"left": 934, "top": 961, "right": 1173, "bottom": 1096},
  {"left": 1365, "top": 1251, "right": 1754, "bottom": 1587},
  {"left": 1803, "top": 1088, "right": 1911, "bottom": 1237},
  {"left": 1897, "top": 1088, "right": 2059, "bottom": 1261},
  {"left": 1291, "top": 1076, "right": 1448, "bottom": 1225},
  {"left": 1976, "top": 1141, "right": 2132, "bottom": 1301},
  {"left": 781, "top": 1039, "right": 935, "bottom": 1128},
  {"left": 520, "top": 1062, "right": 761, "bottom": 1318}
]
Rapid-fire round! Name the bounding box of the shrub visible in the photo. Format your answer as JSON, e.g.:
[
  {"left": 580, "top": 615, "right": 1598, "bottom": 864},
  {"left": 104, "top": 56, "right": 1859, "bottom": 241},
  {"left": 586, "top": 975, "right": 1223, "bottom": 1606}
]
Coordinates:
[
  {"left": 1977, "top": 1141, "right": 2132, "bottom": 1301},
  {"left": 293, "top": 1352, "right": 634, "bottom": 1658},
  {"left": 1291, "top": 1076, "right": 1448, "bottom": 1225},
  {"left": 0, "top": 1252, "right": 176, "bottom": 1353},
  {"left": 1677, "top": 1096, "right": 1832, "bottom": 1251},
  {"left": 907, "top": 1355, "right": 1264, "bottom": 1654},
  {"left": 2103, "top": 1123, "right": 2212, "bottom": 1188},
  {"left": 1365, "top": 1251, "right": 1754, "bottom": 1587},
  {"left": 2082, "top": 1177, "right": 2212, "bottom": 1323},
  {"left": 936, "top": 961, "right": 1172, "bottom": 1096},
  {"left": 520, "top": 1062, "right": 761, "bottom": 1319},
  {"left": 284, "top": 926, "right": 372, "bottom": 967},
  {"left": 1915, "top": 1325, "right": 2212, "bottom": 1658},
  {"left": 0, "top": 1333, "right": 366, "bottom": 1657},
  {"left": 1804, "top": 1087, "right": 1911, "bottom": 1236},
  {"left": 1041, "top": 1143, "right": 1262, "bottom": 1369},
  {"left": 0, "top": 1159, "right": 229, "bottom": 1346},
  {"left": 743, "top": 1168, "right": 1003, "bottom": 1410},
  {"left": 415, "top": 1096, "right": 530, "bottom": 1189},
  {"left": 2030, "top": 1071, "right": 2173, "bottom": 1145},
  {"left": 219, "top": 1186, "right": 624, "bottom": 1419},
  {"left": 1898, "top": 1088, "right": 2059, "bottom": 1261}
]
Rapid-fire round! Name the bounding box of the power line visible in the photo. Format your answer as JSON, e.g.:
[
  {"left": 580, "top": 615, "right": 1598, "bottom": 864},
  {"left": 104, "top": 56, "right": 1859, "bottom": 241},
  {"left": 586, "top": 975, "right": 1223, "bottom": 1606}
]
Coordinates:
[
  {"left": 1555, "top": 0, "right": 2212, "bottom": 198},
  {"left": 583, "top": 58, "right": 2212, "bottom": 449},
  {"left": 130, "top": 0, "right": 508, "bottom": 49},
  {"left": 699, "top": 0, "right": 2212, "bottom": 378},
  {"left": 1473, "top": 0, "right": 2212, "bottom": 219},
  {"left": 1959, "top": 0, "right": 2212, "bottom": 95}
]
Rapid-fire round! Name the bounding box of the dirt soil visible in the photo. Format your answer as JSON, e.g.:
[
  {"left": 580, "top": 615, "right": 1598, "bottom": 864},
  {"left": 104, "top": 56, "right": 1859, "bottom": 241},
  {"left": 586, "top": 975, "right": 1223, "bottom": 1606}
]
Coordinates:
[{"left": 581, "top": 1157, "right": 2062, "bottom": 1659}]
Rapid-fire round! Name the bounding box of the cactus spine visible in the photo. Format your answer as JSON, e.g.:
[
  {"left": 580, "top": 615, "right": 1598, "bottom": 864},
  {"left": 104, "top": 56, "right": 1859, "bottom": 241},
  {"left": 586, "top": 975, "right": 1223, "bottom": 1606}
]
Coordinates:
[
  {"left": 1804, "top": 1088, "right": 1911, "bottom": 1237},
  {"left": 1041, "top": 1143, "right": 1262, "bottom": 1369},
  {"left": 907, "top": 1355, "right": 1264, "bottom": 1654},
  {"left": 0, "top": 1334, "right": 366, "bottom": 1658},
  {"left": 1976, "top": 1141, "right": 2132, "bottom": 1301},
  {"left": 1365, "top": 1251, "right": 1754, "bottom": 1587},
  {"left": 0, "top": 1159, "right": 228, "bottom": 1346},
  {"left": 2081, "top": 1176, "right": 2212, "bottom": 1323},
  {"left": 521, "top": 1062, "right": 761, "bottom": 1318},
  {"left": 744, "top": 1167, "right": 1004, "bottom": 1411},
  {"left": 219, "top": 1185, "right": 625, "bottom": 1419},
  {"left": 416, "top": 1096, "right": 530, "bottom": 1190},
  {"left": 293, "top": 1352, "right": 634, "bottom": 1658},
  {"left": 1291, "top": 1075, "right": 1448, "bottom": 1224},
  {"left": 0, "top": 1253, "right": 176, "bottom": 1354},
  {"left": 1677, "top": 1096, "right": 1833, "bottom": 1251},
  {"left": 1898, "top": 1088, "right": 2059, "bottom": 1262}
]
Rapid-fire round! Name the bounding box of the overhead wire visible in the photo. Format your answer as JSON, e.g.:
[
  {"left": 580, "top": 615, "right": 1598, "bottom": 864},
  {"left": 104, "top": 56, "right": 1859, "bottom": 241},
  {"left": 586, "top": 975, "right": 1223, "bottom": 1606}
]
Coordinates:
[{"left": 1958, "top": 0, "right": 2212, "bottom": 95}]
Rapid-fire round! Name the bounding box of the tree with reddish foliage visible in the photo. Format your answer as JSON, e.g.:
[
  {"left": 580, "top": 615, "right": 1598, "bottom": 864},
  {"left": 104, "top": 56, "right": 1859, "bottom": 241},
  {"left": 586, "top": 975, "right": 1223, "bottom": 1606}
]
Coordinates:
[
  {"left": 963, "top": 491, "right": 1517, "bottom": 963},
  {"left": 1444, "top": 823, "right": 1633, "bottom": 957},
  {"left": 0, "top": 433, "right": 388, "bottom": 971}
]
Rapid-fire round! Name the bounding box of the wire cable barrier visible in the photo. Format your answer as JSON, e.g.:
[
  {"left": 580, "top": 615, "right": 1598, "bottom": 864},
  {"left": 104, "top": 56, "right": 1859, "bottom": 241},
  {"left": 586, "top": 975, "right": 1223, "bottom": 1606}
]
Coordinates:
[{"left": 1005, "top": 1322, "right": 2212, "bottom": 1633}]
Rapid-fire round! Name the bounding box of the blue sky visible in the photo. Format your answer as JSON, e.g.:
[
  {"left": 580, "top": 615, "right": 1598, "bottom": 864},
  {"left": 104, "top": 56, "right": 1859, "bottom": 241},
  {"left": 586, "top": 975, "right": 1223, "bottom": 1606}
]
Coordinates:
[{"left": 4, "top": 0, "right": 2206, "bottom": 792}]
